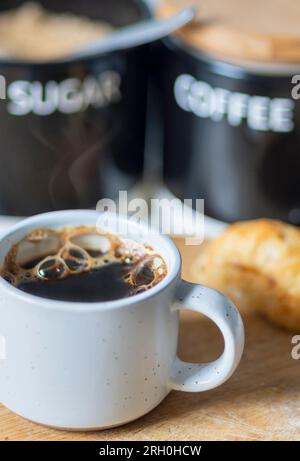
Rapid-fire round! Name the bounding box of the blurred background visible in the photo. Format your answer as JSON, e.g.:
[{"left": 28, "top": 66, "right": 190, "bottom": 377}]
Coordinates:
[{"left": 0, "top": 0, "right": 299, "bottom": 236}]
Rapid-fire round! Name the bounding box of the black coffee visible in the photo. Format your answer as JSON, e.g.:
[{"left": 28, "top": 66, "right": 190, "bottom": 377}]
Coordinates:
[{"left": 1, "top": 226, "right": 167, "bottom": 302}]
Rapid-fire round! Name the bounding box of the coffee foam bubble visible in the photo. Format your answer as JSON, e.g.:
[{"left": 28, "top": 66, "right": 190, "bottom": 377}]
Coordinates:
[{"left": 1, "top": 226, "right": 167, "bottom": 296}]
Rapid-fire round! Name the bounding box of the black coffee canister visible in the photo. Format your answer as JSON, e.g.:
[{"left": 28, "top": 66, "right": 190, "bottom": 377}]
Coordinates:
[
  {"left": 0, "top": 0, "right": 150, "bottom": 216},
  {"left": 157, "top": 4, "right": 300, "bottom": 224}
]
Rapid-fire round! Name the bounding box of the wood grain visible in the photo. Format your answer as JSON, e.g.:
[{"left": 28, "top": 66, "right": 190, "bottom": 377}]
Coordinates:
[{"left": 1, "top": 237, "right": 300, "bottom": 441}]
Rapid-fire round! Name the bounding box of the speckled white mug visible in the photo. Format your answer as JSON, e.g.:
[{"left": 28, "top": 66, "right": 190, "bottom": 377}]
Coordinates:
[{"left": 0, "top": 210, "right": 244, "bottom": 430}]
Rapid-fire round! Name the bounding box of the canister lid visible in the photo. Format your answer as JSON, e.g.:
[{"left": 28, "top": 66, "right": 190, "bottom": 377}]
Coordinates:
[{"left": 159, "top": 0, "right": 300, "bottom": 63}]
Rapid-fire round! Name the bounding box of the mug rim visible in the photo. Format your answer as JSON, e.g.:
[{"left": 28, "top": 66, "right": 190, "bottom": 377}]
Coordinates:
[{"left": 0, "top": 209, "right": 181, "bottom": 312}]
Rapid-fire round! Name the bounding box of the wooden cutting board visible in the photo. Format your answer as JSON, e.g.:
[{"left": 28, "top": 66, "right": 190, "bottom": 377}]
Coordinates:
[{"left": 0, "top": 237, "right": 300, "bottom": 441}]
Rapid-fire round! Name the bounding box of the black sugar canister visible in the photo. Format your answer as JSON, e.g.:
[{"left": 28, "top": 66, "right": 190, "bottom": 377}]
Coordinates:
[{"left": 0, "top": 0, "right": 151, "bottom": 216}]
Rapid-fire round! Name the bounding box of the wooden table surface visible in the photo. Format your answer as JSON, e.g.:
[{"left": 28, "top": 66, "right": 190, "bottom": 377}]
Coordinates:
[{"left": 1, "top": 238, "right": 300, "bottom": 441}]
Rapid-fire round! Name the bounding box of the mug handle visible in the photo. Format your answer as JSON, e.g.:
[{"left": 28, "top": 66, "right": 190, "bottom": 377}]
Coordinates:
[{"left": 169, "top": 280, "right": 244, "bottom": 392}]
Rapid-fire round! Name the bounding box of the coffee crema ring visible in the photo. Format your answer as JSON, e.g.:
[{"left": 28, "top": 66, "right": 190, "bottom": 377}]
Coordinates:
[
  {"left": 0, "top": 226, "right": 168, "bottom": 296},
  {"left": 36, "top": 256, "right": 68, "bottom": 281},
  {"left": 59, "top": 244, "right": 91, "bottom": 274},
  {"left": 128, "top": 254, "right": 167, "bottom": 295}
]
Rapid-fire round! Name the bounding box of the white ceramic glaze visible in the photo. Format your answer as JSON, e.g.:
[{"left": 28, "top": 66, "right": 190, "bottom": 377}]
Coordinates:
[{"left": 0, "top": 210, "right": 244, "bottom": 430}]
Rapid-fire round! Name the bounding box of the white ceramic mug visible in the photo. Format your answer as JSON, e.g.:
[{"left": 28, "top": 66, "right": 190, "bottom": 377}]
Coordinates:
[{"left": 0, "top": 210, "right": 244, "bottom": 430}]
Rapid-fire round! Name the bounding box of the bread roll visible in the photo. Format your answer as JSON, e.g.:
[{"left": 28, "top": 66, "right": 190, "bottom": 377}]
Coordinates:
[{"left": 193, "top": 219, "right": 300, "bottom": 331}]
